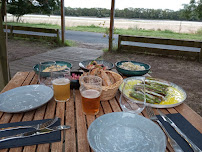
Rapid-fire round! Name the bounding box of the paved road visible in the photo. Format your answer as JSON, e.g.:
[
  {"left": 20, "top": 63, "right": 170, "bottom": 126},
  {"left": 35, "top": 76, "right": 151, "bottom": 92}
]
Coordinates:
[
  {"left": 65, "top": 30, "right": 114, "bottom": 45},
  {"left": 64, "top": 30, "right": 200, "bottom": 52},
  {"left": 4, "top": 29, "right": 200, "bottom": 52},
  {"left": 9, "top": 47, "right": 103, "bottom": 77}
]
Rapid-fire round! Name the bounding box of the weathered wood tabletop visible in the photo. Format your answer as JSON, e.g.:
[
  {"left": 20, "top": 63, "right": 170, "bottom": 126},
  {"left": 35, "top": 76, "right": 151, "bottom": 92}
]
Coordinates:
[{"left": 0, "top": 71, "right": 202, "bottom": 152}]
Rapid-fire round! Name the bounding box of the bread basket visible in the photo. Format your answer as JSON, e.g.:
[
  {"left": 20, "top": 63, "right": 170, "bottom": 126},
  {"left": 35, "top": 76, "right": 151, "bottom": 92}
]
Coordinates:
[{"left": 79, "top": 71, "right": 123, "bottom": 101}]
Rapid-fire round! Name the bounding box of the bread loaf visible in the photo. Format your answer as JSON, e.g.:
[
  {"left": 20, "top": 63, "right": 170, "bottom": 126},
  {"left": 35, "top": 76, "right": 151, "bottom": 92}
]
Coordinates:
[{"left": 83, "top": 68, "right": 117, "bottom": 86}]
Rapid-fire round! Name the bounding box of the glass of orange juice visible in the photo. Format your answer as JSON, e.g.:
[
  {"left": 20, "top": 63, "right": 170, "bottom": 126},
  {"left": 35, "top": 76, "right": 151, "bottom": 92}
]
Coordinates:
[
  {"left": 51, "top": 68, "right": 71, "bottom": 102},
  {"left": 79, "top": 76, "right": 102, "bottom": 115}
]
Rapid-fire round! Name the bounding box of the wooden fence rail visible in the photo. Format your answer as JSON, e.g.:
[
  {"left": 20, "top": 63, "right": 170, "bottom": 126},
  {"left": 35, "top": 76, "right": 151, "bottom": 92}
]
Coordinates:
[
  {"left": 3, "top": 25, "right": 60, "bottom": 43},
  {"left": 118, "top": 35, "right": 202, "bottom": 62}
]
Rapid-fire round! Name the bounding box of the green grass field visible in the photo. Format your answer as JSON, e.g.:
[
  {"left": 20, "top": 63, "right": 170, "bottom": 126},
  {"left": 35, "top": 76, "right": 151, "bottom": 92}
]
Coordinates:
[{"left": 5, "top": 22, "right": 202, "bottom": 41}]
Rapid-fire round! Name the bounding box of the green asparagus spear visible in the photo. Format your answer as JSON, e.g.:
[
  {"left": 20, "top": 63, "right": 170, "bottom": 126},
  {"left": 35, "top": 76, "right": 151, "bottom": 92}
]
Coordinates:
[{"left": 129, "top": 91, "right": 161, "bottom": 104}]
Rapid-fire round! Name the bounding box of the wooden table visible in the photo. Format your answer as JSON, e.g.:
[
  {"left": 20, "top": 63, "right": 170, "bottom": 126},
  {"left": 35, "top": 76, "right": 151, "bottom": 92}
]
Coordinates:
[{"left": 0, "top": 71, "right": 202, "bottom": 152}]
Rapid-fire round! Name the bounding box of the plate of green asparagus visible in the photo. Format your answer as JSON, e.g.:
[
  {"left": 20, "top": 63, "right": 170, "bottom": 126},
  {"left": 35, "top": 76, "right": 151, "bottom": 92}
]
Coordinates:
[{"left": 119, "top": 77, "right": 187, "bottom": 108}]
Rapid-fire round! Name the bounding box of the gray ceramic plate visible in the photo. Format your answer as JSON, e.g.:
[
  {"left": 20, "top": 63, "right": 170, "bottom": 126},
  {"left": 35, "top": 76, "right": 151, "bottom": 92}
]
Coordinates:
[
  {"left": 0, "top": 85, "right": 53, "bottom": 113},
  {"left": 87, "top": 112, "right": 166, "bottom": 152}
]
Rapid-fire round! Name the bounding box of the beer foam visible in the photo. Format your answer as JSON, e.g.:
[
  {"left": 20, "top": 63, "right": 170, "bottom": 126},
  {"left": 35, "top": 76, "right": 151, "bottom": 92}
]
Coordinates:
[
  {"left": 52, "top": 78, "right": 70, "bottom": 85},
  {"left": 81, "top": 89, "right": 100, "bottom": 98}
]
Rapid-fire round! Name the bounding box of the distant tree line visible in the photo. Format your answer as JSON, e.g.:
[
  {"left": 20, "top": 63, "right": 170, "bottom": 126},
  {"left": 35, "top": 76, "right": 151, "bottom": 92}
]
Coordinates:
[
  {"left": 53, "top": 7, "right": 187, "bottom": 20},
  {"left": 53, "top": 0, "right": 202, "bottom": 21},
  {"left": 1, "top": 0, "right": 202, "bottom": 21}
]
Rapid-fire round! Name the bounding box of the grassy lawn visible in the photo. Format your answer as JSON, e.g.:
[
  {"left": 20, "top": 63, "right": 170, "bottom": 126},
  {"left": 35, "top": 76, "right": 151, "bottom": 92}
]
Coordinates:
[{"left": 5, "top": 22, "right": 202, "bottom": 41}]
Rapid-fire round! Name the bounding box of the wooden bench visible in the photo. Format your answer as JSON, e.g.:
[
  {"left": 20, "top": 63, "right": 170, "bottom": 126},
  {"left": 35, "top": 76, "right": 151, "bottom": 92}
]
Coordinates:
[
  {"left": 118, "top": 35, "right": 202, "bottom": 62},
  {"left": 3, "top": 25, "right": 60, "bottom": 43}
]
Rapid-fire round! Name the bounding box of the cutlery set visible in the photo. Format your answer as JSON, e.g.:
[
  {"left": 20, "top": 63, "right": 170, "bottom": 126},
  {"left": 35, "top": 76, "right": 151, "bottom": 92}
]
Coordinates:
[
  {"left": 0, "top": 117, "right": 70, "bottom": 143},
  {"left": 146, "top": 107, "right": 201, "bottom": 152}
]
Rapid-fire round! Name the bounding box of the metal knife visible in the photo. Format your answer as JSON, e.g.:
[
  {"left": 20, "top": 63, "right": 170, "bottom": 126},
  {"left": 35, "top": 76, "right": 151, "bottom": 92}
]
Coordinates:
[
  {"left": 0, "top": 125, "right": 70, "bottom": 142},
  {"left": 0, "top": 117, "right": 59, "bottom": 132},
  {"left": 157, "top": 109, "right": 202, "bottom": 152}
]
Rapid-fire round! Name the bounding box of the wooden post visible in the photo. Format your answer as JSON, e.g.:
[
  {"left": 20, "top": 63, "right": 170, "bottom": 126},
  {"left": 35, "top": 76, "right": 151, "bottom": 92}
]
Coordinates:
[
  {"left": 109, "top": 0, "right": 115, "bottom": 51},
  {"left": 56, "top": 29, "right": 60, "bottom": 44},
  {"left": 118, "top": 35, "right": 121, "bottom": 51},
  {"left": 61, "top": 0, "right": 65, "bottom": 44},
  {"left": 10, "top": 25, "right": 14, "bottom": 38},
  {"left": 199, "top": 45, "right": 202, "bottom": 63},
  {"left": 0, "top": 14, "right": 9, "bottom": 91}
]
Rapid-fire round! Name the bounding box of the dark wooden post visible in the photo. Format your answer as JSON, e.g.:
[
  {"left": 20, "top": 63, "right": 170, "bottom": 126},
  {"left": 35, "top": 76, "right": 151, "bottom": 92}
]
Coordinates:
[
  {"left": 61, "top": 0, "right": 65, "bottom": 44},
  {"left": 0, "top": 14, "right": 9, "bottom": 91},
  {"left": 109, "top": 0, "right": 115, "bottom": 51},
  {"left": 118, "top": 35, "right": 121, "bottom": 51},
  {"left": 199, "top": 45, "right": 202, "bottom": 63},
  {"left": 56, "top": 29, "right": 60, "bottom": 43}
]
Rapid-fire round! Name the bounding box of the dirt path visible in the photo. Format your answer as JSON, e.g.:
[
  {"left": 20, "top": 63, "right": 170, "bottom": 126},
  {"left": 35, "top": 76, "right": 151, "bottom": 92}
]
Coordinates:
[
  {"left": 6, "top": 39, "right": 202, "bottom": 116},
  {"left": 7, "top": 39, "right": 58, "bottom": 62}
]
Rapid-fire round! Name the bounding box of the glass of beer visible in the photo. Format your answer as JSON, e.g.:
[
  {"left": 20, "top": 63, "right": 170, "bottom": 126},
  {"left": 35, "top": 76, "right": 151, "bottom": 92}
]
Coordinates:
[
  {"left": 51, "top": 68, "right": 71, "bottom": 102},
  {"left": 79, "top": 76, "right": 102, "bottom": 115}
]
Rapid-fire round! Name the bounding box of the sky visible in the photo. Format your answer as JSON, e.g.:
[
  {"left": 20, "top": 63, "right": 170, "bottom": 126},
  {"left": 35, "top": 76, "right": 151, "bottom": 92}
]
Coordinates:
[{"left": 65, "top": 0, "right": 191, "bottom": 11}]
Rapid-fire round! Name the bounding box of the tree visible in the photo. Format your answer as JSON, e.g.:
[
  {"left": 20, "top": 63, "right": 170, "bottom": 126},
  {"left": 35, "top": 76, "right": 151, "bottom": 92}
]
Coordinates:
[
  {"left": 181, "top": 0, "right": 202, "bottom": 20},
  {"left": 1, "top": 0, "right": 6, "bottom": 21},
  {"left": 196, "top": 0, "right": 202, "bottom": 19},
  {"left": 7, "top": 0, "right": 60, "bottom": 22}
]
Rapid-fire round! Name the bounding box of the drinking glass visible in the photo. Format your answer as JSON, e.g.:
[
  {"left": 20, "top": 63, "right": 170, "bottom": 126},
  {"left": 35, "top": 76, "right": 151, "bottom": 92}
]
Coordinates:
[
  {"left": 51, "top": 68, "right": 71, "bottom": 102},
  {"left": 79, "top": 76, "right": 102, "bottom": 115},
  {"left": 119, "top": 76, "right": 146, "bottom": 114},
  {"left": 39, "top": 61, "right": 56, "bottom": 87}
]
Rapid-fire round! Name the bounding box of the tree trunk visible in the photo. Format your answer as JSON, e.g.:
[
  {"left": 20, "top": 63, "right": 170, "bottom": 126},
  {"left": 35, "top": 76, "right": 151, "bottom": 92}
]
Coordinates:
[
  {"left": 1, "top": 0, "right": 6, "bottom": 22},
  {"left": 0, "top": 12, "right": 9, "bottom": 91}
]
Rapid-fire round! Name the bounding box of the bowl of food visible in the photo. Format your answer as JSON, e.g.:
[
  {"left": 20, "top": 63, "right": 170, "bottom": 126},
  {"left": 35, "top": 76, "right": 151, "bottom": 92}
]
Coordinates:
[
  {"left": 115, "top": 61, "right": 151, "bottom": 76},
  {"left": 70, "top": 71, "right": 83, "bottom": 89},
  {"left": 33, "top": 61, "right": 72, "bottom": 77},
  {"left": 79, "top": 60, "right": 114, "bottom": 72}
]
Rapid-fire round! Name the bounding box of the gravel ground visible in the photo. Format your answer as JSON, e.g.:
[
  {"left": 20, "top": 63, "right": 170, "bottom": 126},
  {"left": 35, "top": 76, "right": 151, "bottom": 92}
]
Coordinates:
[{"left": 7, "top": 39, "right": 202, "bottom": 116}]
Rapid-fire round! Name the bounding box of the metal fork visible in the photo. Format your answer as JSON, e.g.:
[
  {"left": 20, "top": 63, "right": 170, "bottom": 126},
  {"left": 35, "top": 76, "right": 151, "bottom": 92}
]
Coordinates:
[
  {"left": 0, "top": 117, "right": 58, "bottom": 132},
  {"left": 146, "top": 107, "right": 184, "bottom": 152}
]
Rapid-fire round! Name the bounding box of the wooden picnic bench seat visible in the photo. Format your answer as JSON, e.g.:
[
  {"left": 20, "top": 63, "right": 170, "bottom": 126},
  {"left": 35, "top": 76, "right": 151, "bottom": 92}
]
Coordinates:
[
  {"left": 118, "top": 35, "right": 202, "bottom": 62},
  {"left": 3, "top": 25, "right": 60, "bottom": 43}
]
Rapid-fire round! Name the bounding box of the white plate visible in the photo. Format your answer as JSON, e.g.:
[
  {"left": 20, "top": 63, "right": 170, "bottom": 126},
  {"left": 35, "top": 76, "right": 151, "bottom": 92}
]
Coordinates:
[
  {"left": 88, "top": 112, "right": 166, "bottom": 152},
  {"left": 119, "top": 77, "right": 187, "bottom": 108},
  {"left": 0, "top": 85, "right": 53, "bottom": 113}
]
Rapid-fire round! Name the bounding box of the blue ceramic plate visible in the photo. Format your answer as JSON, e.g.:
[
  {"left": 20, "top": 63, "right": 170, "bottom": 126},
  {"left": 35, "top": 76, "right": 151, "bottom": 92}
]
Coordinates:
[
  {"left": 88, "top": 112, "right": 166, "bottom": 152},
  {"left": 33, "top": 61, "right": 72, "bottom": 77},
  {"left": 115, "top": 61, "right": 151, "bottom": 76},
  {"left": 0, "top": 85, "right": 53, "bottom": 113},
  {"left": 79, "top": 60, "right": 114, "bottom": 71}
]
